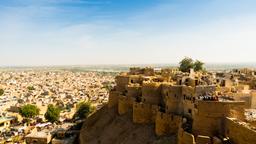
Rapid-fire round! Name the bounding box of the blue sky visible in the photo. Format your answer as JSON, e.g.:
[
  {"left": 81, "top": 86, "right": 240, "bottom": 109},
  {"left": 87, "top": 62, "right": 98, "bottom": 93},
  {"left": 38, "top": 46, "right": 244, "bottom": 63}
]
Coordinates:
[{"left": 1, "top": 0, "right": 256, "bottom": 66}]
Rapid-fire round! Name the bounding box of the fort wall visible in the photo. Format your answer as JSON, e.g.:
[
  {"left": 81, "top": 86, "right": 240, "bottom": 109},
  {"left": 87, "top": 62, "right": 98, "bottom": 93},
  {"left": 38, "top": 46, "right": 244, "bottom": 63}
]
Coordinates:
[
  {"left": 126, "top": 84, "right": 141, "bottom": 98},
  {"left": 142, "top": 82, "right": 162, "bottom": 105},
  {"left": 118, "top": 95, "right": 129, "bottom": 115},
  {"left": 108, "top": 91, "right": 120, "bottom": 108},
  {"left": 193, "top": 101, "right": 245, "bottom": 136},
  {"left": 250, "top": 91, "right": 256, "bottom": 108},
  {"left": 133, "top": 102, "right": 153, "bottom": 124},
  {"left": 182, "top": 86, "right": 195, "bottom": 117},
  {"left": 231, "top": 92, "right": 251, "bottom": 108},
  {"left": 155, "top": 111, "right": 182, "bottom": 136},
  {"left": 115, "top": 75, "right": 130, "bottom": 92},
  {"left": 163, "top": 85, "right": 183, "bottom": 114},
  {"left": 224, "top": 117, "right": 256, "bottom": 144},
  {"left": 106, "top": 68, "right": 256, "bottom": 144}
]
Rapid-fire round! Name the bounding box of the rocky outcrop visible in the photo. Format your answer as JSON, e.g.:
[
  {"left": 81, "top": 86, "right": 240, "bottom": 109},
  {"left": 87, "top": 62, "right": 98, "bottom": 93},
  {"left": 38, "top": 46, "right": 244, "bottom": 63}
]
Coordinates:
[{"left": 79, "top": 106, "right": 176, "bottom": 144}]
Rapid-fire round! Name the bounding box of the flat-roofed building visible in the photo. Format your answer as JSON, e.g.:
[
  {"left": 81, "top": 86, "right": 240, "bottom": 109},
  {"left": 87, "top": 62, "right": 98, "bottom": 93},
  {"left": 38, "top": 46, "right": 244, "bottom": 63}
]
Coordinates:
[
  {"left": 0, "top": 117, "right": 15, "bottom": 132},
  {"left": 25, "top": 131, "right": 52, "bottom": 144}
]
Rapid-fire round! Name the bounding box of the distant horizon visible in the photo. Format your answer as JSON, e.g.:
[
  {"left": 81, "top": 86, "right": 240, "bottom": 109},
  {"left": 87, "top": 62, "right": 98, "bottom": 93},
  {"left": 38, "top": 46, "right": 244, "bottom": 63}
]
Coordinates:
[{"left": 2, "top": 62, "right": 256, "bottom": 68}]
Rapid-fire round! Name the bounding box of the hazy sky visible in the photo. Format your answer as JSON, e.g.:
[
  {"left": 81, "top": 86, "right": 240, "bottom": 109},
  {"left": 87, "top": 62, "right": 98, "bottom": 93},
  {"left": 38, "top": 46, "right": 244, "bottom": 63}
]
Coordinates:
[{"left": 1, "top": 0, "right": 256, "bottom": 66}]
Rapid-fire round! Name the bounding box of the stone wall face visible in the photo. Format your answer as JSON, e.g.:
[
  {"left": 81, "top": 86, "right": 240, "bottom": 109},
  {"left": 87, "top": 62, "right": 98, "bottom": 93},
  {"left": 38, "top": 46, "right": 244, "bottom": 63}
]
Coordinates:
[
  {"left": 231, "top": 92, "right": 251, "bottom": 108},
  {"left": 182, "top": 86, "right": 196, "bottom": 117},
  {"left": 133, "top": 102, "right": 153, "bottom": 124},
  {"left": 118, "top": 95, "right": 129, "bottom": 115},
  {"left": 164, "top": 86, "right": 183, "bottom": 114},
  {"left": 142, "top": 82, "right": 162, "bottom": 105},
  {"left": 155, "top": 111, "right": 182, "bottom": 136},
  {"left": 193, "top": 116, "right": 222, "bottom": 137},
  {"left": 192, "top": 101, "right": 245, "bottom": 136},
  {"left": 251, "top": 91, "right": 256, "bottom": 108},
  {"left": 182, "top": 86, "right": 195, "bottom": 97},
  {"left": 115, "top": 75, "right": 130, "bottom": 92},
  {"left": 108, "top": 91, "right": 120, "bottom": 108},
  {"left": 126, "top": 85, "right": 141, "bottom": 98},
  {"left": 224, "top": 118, "right": 256, "bottom": 144}
]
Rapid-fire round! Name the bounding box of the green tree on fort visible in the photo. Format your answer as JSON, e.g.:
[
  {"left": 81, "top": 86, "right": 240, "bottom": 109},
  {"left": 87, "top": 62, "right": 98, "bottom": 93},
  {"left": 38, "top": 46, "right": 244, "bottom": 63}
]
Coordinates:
[
  {"left": 179, "top": 57, "right": 205, "bottom": 72},
  {"left": 102, "top": 81, "right": 114, "bottom": 91},
  {"left": 0, "top": 89, "right": 4, "bottom": 96},
  {"left": 179, "top": 57, "right": 194, "bottom": 72},
  {"left": 45, "top": 104, "right": 61, "bottom": 123},
  {"left": 27, "top": 86, "right": 35, "bottom": 91},
  {"left": 20, "top": 104, "right": 40, "bottom": 118},
  {"left": 74, "top": 101, "right": 95, "bottom": 119},
  {"left": 194, "top": 60, "right": 205, "bottom": 71}
]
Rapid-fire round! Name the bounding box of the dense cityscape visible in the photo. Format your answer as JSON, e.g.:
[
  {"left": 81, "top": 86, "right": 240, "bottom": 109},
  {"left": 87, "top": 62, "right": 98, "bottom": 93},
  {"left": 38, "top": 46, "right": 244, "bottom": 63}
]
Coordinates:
[{"left": 0, "top": 70, "right": 115, "bottom": 143}]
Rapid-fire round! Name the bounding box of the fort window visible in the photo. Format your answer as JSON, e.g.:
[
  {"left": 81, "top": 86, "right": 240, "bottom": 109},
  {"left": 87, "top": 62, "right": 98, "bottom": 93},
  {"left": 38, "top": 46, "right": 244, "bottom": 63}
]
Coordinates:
[
  {"left": 183, "top": 95, "right": 186, "bottom": 100},
  {"left": 195, "top": 80, "right": 198, "bottom": 85},
  {"left": 188, "top": 109, "right": 192, "bottom": 114},
  {"left": 131, "top": 80, "right": 134, "bottom": 83}
]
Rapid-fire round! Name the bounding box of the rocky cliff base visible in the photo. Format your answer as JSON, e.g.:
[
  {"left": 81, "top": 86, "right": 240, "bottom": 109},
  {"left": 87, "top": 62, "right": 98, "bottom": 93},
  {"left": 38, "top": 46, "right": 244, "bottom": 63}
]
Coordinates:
[{"left": 79, "top": 106, "right": 176, "bottom": 144}]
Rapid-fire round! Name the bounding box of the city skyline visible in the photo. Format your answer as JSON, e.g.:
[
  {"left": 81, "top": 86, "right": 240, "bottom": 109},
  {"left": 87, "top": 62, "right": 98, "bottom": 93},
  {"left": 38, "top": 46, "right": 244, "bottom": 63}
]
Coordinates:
[{"left": 1, "top": 0, "right": 256, "bottom": 66}]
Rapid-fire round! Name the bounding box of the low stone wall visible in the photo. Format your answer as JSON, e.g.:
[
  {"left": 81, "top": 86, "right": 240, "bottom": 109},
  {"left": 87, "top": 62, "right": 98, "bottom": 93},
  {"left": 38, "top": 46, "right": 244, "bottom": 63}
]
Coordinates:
[
  {"left": 224, "top": 117, "right": 256, "bottom": 144},
  {"left": 178, "top": 128, "right": 196, "bottom": 144}
]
